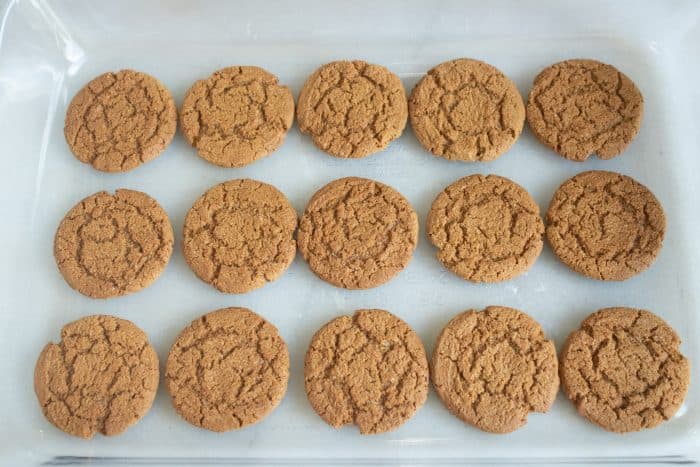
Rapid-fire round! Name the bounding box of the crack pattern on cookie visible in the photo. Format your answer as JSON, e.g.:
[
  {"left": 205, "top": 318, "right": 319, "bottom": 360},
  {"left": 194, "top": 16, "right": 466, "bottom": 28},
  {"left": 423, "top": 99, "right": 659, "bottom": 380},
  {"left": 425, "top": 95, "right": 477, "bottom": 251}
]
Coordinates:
[
  {"left": 54, "top": 189, "right": 174, "bottom": 298},
  {"left": 560, "top": 307, "right": 690, "bottom": 433},
  {"left": 64, "top": 70, "right": 177, "bottom": 172},
  {"left": 180, "top": 66, "right": 294, "bottom": 167},
  {"left": 296, "top": 60, "right": 408, "bottom": 158},
  {"left": 304, "top": 309, "right": 429, "bottom": 434},
  {"left": 34, "top": 315, "right": 159, "bottom": 439},
  {"left": 546, "top": 170, "right": 665, "bottom": 281},
  {"left": 409, "top": 58, "right": 525, "bottom": 161},
  {"left": 526, "top": 59, "right": 643, "bottom": 161},
  {"left": 432, "top": 307, "right": 558, "bottom": 433},
  {"left": 297, "top": 177, "right": 418, "bottom": 289},
  {"left": 427, "top": 174, "right": 543, "bottom": 282},
  {"left": 183, "top": 179, "right": 297, "bottom": 294},
  {"left": 165, "top": 307, "right": 289, "bottom": 432}
]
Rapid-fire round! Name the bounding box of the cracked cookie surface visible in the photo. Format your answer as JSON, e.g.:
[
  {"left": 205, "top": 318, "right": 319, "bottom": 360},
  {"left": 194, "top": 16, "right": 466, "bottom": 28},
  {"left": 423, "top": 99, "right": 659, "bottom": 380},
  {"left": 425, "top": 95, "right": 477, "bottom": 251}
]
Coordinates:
[
  {"left": 431, "top": 306, "right": 558, "bottom": 433},
  {"left": 64, "top": 70, "right": 177, "bottom": 172},
  {"left": 182, "top": 179, "right": 297, "bottom": 294},
  {"left": 54, "top": 189, "right": 174, "bottom": 298},
  {"left": 180, "top": 66, "right": 294, "bottom": 167},
  {"left": 165, "top": 307, "right": 289, "bottom": 432},
  {"left": 546, "top": 170, "right": 665, "bottom": 280},
  {"left": 297, "top": 177, "right": 418, "bottom": 289},
  {"left": 427, "top": 174, "right": 544, "bottom": 282},
  {"left": 409, "top": 58, "right": 525, "bottom": 161},
  {"left": 526, "top": 59, "right": 643, "bottom": 161},
  {"left": 304, "top": 309, "right": 429, "bottom": 434},
  {"left": 560, "top": 307, "right": 690, "bottom": 433},
  {"left": 34, "top": 315, "right": 159, "bottom": 438},
  {"left": 296, "top": 60, "right": 408, "bottom": 158}
]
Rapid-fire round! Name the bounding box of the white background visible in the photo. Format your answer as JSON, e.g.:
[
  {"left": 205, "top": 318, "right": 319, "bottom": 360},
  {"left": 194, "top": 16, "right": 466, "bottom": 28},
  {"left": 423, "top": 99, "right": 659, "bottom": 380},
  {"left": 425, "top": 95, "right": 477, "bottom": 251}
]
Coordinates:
[{"left": 0, "top": 0, "right": 699, "bottom": 465}]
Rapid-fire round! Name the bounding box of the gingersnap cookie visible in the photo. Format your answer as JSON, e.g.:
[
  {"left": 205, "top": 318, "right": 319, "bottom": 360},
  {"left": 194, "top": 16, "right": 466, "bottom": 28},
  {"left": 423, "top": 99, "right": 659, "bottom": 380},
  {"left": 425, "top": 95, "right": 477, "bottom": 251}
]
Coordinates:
[
  {"left": 64, "top": 70, "right": 177, "bottom": 172},
  {"left": 296, "top": 60, "right": 408, "bottom": 158},
  {"left": 526, "top": 59, "right": 643, "bottom": 161},
  {"left": 561, "top": 307, "right": 690, "bottom": 433},
  {"left": 432, "top": 307, "right": 558, "bottom": 433},
  {"left": 304, "top": 309, "right": 429, "bottom": 434},
  {"left": 182, "top": 179, "right": 297, "bottom": 294},
  {"left": 297, "top": 177, "right": 418, "bottom": 289},
  {"left": 546, "top": 170, "right": 665, "bottom": 280},
  {"left": 34, "top": 315, "right": 159, "bottom": 438},
  {"left": 180, "top": 66, "right": 294, "bottom": 167},
  {"left": 410, "top": 59, "right": 525, "bottom": 161},
  {"left": 166, "top": 307, "right": 289, "bottom": 432},
  {"left": 54, "top": 189, "right": 174, "bottom": 298},
  {"left": 426, "top": 174, "right": 544, "bottom": 282}
]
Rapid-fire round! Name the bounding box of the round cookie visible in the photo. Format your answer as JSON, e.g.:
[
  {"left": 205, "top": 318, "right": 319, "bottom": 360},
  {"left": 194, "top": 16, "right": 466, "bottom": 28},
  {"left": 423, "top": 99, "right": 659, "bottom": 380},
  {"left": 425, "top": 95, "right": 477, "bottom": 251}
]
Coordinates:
[
  {"left": 409, "top": 58, "right": 525, "bottom": 162},
  {"left": 431, "top": 306, "right": 558, "bottom": 433},
  {"left": 180, "top": 66, "right": 294, "bottom": 167},
  {"left": 64, "top": 69, "right": 177, "bottom": 172},
  {"left": 426, "top": 174, "right": 544, "bottom": 282},
  {"left": 54, "top": 189, "right": 174, "bottom": 298},
  {"left": 182, "top": 179, "right": 297, "bottom": 294},
  {"left": 296, "top": 60, "right": 408, "bottom": 158},
  {"left": 526, "top": 59, "right": 643, "bottom": 161},
  {"left": 165, "top": 307, "right": 289, "bottom": 432},
  {"left": 560, "top": 307, "right": 690, "bottom": 433},
  {"left": 34, "top": 315, "right": 159, "bottom": 438},
  {"left": 304, "top": 309, "right": 429, "bottom": 434},
  {"left": 297, "top": 177, "right": 418, "bottom": 289},
  {"left": 546, "top": 170, "right": 665, "bottom": 280}
]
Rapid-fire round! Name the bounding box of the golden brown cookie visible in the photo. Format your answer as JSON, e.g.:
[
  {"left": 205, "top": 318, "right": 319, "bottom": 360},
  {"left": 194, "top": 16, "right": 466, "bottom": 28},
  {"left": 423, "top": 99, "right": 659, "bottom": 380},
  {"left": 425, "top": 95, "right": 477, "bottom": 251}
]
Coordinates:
[
  {"left": 34, "top": 315, "right": 159, "bottom": 439},
  {"left": 54, "top": 189, "right": 174, "bottom": 299},
  {"left": 182, "top": 179, "right": 297, "bottom": 294},
  {"left": 297, "top": 177, "right": 418, "bottom": 289},
  {"left": 431, "top": 306, "right": 558, "bottom": 433},
  {"left": 304, "top": 309, "right": 429, "bottom": 434},
  {"left": 426, "top": 174, "right": 544, "bottom": 282},
  {"left": 296, "top": 60, "right": 408, "bottom": 158},
  {"left": 526, "top": 59, "right": 643, "bottom": 161},
  {"left": 180, "top": 66, "right": 294, "bottom": 167},
  {"left": 560, "top": 307, "right": 690, "bottom": 433},
  {"left": 64, "top": 70, "right": 177, "bottom": 172},
  {"left": 165, "top": 307, "right": 289, "bottom": 432},
  {"left": 409, "top": 58, "right": 524, "bottom": 162},
  {"left": 546, "top": 170, "right": 665, "bottom": 280}
]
